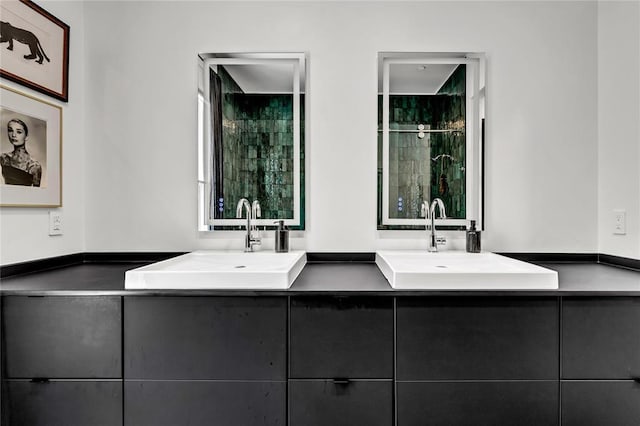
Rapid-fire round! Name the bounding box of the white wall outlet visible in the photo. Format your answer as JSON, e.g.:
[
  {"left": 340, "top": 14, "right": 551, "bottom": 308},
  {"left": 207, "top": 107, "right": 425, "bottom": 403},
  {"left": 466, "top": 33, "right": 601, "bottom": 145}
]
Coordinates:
[
  {"left": 613, "top": 209, "right": 626, "bottom": 235},
  {"left": 49, "top": 211, "right": 63, "bottom": 236}
]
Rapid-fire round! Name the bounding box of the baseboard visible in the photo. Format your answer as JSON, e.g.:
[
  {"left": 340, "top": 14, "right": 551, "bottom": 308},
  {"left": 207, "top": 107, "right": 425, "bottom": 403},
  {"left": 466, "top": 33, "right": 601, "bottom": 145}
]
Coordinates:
[
  {"left": 598, "top": 253, "right": 640, "bottom": 271},
  {"left": 0, "top": 253, "right": 84, "bottom": 279},
  {"left": 497, "top": 253, "right": 598, "bottom": 263},
  {"left": 0, "top": 252, "right": 184, "bottom": 279}
]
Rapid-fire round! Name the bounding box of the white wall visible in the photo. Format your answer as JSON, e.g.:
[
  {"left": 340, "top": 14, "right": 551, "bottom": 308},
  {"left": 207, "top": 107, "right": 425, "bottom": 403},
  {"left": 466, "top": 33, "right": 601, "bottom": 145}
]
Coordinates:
[
  {"left": 3, "top": 1, "right": 620, "bottom": 264},
  {"left": 597, "top": 1, "right": 640, "bottom": 260},
  {"left": 80, "top": 1, "right": 599, "bottom": 255},
  {"left": 0, "top": 1, "right": 86, "bottom": 265}
]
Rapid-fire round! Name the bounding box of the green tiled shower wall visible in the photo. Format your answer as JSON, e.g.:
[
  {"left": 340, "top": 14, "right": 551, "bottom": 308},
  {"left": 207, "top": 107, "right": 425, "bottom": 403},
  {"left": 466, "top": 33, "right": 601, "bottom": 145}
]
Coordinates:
[
  {"left": 216, "top": 67, "right": 305, "bottom": 228},
  {"left": 378, "top": 65, "right": 466, "bottom": 228}
]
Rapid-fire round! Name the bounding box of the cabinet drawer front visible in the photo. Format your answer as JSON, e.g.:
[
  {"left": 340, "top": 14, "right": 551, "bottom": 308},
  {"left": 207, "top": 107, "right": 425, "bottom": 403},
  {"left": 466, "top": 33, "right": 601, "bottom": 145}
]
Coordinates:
[
  {"left": 3, "top": 296, "right": 122, "bottom": 378},
  {"left": 124, "top": 296, "right": 287, "bottom": 380},
  {"left": 561, "top": 381, "right": 640, "bottom": 426},
  {"left": 125, "top": 380, "right": 286, "bottom": 426},
  {"left": 290, "top": 296, "right": 394, "bottom": 378},
  {"left": 397, "top": 381, "right": 558, "bottom": 426},
  {"left": 397, "top": 297, "right": 559, "bottom": 380},
  {"left": 562, "top": 297, "right": 640, "bottom": 379},
  {"left": 3, "top": 380, "right": 122, "bottom": 426},
  {"left": 289, "top": 380, "right": 393, "bottom": 426}
]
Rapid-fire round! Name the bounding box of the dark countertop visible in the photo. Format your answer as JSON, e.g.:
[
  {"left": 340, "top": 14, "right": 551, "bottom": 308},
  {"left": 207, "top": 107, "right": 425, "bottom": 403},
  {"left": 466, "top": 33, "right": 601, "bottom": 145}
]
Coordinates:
[
  {"left": 1, "top": 260, "right": 639, "bottom": 296},
  {"left": 0, "top": 263, "right": 149, "bottom": 294}
]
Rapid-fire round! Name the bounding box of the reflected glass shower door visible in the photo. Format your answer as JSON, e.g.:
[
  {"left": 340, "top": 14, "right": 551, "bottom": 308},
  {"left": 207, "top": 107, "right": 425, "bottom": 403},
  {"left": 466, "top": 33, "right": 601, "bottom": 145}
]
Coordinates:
[{"left": 378, "top": 53, "right": 483, "bottom": 229}]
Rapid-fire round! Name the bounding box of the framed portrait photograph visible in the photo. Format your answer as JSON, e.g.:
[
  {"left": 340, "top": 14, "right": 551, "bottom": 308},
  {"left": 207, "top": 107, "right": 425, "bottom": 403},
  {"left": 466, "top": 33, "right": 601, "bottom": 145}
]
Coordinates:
[
  {"left": 0, "top": 84, "right": 62, "bottom": 207},
  {"left": 0, "top": 0, "right": 70, "bottom": 102}
]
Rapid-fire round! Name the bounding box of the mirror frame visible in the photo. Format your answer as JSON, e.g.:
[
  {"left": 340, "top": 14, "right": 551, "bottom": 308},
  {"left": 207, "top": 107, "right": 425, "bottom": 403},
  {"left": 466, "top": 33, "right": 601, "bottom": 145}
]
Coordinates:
[
  {"left": 378, "top": 52, "right": 485, "bottom": 229},
  {"left": 198, "top": 52, "right": 306, "bottom": 231}
]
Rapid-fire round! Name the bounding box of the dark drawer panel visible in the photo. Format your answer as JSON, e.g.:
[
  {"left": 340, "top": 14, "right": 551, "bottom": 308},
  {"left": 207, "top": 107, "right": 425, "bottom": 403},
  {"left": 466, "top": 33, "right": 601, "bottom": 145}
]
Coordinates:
[
  {"left": 397, "top": 381, "right": 558, "bottom": 426},
  {"left": 290, "top": 296, "right": 393, "bottom": 378},
  {"left": 561, "top": 381, "right": 640, "bottom": 426},
  {"left": 397, "top": 297, "right": 559, "bottom": 380},
  {"left": 3, "top": 296, "right": 122, "bottom": 378},
  {"left": 562, "top": 297, "right": 640, "bottom": 379},
  {"left": 3, "top": 380, "right": 122, "bottom": 426},
  {"left": 125, "top": 380, "right": 286, "bottom": 426},
  {"left": 289, "top": 380, "right": 393, "bottom": 426},
  {"left": 124, "top": 296, "right": 286, "bottom": 380}
]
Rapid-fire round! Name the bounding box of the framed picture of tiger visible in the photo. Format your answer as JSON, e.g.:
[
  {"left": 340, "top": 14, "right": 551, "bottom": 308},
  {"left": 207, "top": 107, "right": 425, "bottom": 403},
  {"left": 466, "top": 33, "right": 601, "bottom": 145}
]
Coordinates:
[
  {"left": 0, "top": 85, "right": 62, "bottom": 207},
  {"left": 0, "top": 0, "right": 70, "bottom": 102}
]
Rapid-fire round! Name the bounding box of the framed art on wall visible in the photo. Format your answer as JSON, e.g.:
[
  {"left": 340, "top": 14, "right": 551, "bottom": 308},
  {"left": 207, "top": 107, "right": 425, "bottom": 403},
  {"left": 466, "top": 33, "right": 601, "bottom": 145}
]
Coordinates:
[
  {"left": 0, "top": 84, "right": 62, "bottom": 207},
  {"left": 0, "top": 0, "right": 70, "bottom": 102}
]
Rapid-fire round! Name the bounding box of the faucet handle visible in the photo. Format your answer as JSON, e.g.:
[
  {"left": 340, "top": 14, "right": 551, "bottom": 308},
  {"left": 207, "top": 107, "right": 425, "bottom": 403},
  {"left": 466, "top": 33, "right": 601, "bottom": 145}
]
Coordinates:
[
  {"left": 420, "top": 201, "right": 430, "bottom": 218},
  {"left": 252, "top": 200, "right": 261, "bottom": 219},
  {"left": 432, "top": 198, "right": 447, "bottom": 219}
]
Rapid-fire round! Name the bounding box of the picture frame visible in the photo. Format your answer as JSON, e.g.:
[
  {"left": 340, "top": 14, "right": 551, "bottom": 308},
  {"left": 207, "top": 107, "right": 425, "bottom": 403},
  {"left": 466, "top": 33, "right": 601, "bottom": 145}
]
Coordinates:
[
  {"left": 0, "top": 84, "right": 62, "bottom": 207},
  {"left": 0, "top": 0, "right": 70, "bottom": 102}
]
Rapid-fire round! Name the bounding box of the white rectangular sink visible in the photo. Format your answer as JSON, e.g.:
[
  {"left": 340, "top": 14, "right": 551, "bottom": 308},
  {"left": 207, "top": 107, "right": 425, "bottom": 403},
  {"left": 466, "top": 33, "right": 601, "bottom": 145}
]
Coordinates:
[
  {"left": 375, "top": 251, "right": 558, "bottom": 290},
  {"left": 125, "top": 250, "right": 306, "bottom": 290}
]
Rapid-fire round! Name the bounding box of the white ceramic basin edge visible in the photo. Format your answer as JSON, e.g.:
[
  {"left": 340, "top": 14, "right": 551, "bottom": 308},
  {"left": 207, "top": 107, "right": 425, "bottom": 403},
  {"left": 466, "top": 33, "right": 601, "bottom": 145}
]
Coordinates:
[
  {"left": 125, "top": 250, "right": 307, "bottom": 290},
  {"left": 376, "top": 251, "right": 558, "bottom": 290}
]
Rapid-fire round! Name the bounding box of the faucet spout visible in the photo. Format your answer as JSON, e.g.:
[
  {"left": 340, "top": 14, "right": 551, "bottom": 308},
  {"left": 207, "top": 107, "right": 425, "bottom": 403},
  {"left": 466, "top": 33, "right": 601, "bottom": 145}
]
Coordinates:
[
  {"left": 423, "top": 198, "right": 446, "bottom": 252},
  {"left": 421, "top": 200, "right": 431, "bottom": 231},
  {"left": 236, "top": 198, "right": 261, "bottom": 252},
  {"left": 236, "top": 198, "right": 251, "bottom": 218}
]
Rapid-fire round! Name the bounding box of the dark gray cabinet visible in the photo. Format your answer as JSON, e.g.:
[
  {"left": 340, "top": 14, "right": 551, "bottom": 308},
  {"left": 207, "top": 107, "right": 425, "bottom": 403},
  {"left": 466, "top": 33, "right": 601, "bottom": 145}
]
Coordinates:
[
  {"left": 396, "top": 297, "right": 559, "bottom": 426},
  {"left": 397, "top": 381, "right": 558, "bottom": 426},
  {"left": 1, "top": 289, "right": 638, "bottom": 425},
  {"left": 1, "top": 296, "right": 122, "bottom": 426},
  {"left": 125, "top": 380, "right": 286, "bottom": 426},
  {"left": 124, "top": 296, "right": 286, "bottom": 380},
  {"left": 561, "top": 381, "right": 640, "bottom": 426},
  {"left": 396, "top": 297, "right": 559, "bottom": 380},
  {"left": 4, "top": 381, "right": 122, "bottom": 426},
  {"left": 289, "top": 380, "right": 393, "bottom": 426},
  {"left": 290, "top": 296, "right": 393, "bottom": 379},
  {"left": 289, "top": 296, "right": 394, "bottom": 425},
  {"left": 562, "top": 297, "right": 640, "bottom": 379},
  {"left": 123, "top": 296, "right": 287, "bottom": 425},
  {"left": 561, "top": 297, "right": 640, "bottom": 426},
  {"left": 3, "top": 296, "right": 121, "bottom": 378}
]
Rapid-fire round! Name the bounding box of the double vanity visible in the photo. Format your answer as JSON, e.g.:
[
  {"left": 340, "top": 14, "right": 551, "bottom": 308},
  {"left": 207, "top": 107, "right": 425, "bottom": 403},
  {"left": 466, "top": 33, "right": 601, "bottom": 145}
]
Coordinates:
[{"left": 1, "top": 251, "right": 639, "bottom": 425}]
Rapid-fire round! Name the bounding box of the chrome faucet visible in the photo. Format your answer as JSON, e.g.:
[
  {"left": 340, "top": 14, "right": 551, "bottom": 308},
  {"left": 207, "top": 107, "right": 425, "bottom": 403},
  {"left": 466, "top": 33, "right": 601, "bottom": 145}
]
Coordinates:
[
  {"left": 421, "top": 198, "right": 446, "bottom": 252},
  {"left": 236, "top": 198, "right": 261, "bottom": 252}
]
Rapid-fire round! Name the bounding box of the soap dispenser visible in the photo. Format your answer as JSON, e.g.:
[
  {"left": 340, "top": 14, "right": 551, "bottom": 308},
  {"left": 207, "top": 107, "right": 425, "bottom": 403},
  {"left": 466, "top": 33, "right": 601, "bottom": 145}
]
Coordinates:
[
  {"left": 466, "top": 220, "right": 481, "bottom": 253},
  {"left": 274, "top": 220, "right": 289, "bottom": 253}
]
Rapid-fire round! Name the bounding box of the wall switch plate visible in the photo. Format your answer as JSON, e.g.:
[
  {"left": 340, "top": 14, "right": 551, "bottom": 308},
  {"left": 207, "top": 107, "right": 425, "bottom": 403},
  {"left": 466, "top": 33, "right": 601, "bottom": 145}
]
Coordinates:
[
  {"left": 613, "top": 209, "right": 626, "bottom": 235},
  {"left": 49, "top": 211, "right": 63, "bottom": 236}
]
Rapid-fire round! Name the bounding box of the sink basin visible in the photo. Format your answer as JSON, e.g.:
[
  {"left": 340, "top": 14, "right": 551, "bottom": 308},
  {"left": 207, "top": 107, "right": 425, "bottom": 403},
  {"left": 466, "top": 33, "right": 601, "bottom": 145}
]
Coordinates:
[
  {"left": 375, "top": 251, "right": 558, "bottom": 290},
  {"left": 125, "top": 250, "right": 306, "bottom": 290}
]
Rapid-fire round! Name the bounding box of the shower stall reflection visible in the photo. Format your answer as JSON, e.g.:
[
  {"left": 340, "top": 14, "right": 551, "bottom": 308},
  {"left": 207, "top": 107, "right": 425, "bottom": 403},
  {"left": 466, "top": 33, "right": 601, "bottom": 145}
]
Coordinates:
[
  {"left": 198, "top": 53, "right": 306, "bottom": 230},
  {"left": 377, "top": 53, "right": 485, "bottom": 230}
]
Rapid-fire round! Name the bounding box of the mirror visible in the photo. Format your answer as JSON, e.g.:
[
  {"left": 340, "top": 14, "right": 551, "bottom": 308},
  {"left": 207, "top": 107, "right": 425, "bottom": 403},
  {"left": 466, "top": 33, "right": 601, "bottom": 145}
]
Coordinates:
[
  {"left": 198, "top": 53, "right": 306, "bottom": 231},
  {"left": 377, "top": 52, "right": 485, "bottom": 230}
]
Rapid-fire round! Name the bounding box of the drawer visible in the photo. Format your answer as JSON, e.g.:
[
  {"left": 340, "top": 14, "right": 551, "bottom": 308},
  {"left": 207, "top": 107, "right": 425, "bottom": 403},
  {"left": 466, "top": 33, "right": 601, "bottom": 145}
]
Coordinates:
[
  {"left": 561, "top": 380, "right": 640, "bottom": 426},
  {"left": 562, "top": 297, "right": 640, "bottom": 379},
  {"left": 124, "top": 296, "right": 286, "bottom": 380},
  {"left": 397, "top": 381, "right": 558, "bottom": 426},
  {"left": 289, "top": 379, "right": 393, "bottom": 426},
  {"left": 396, "top": 297, "right": 559, "bottom": 380},
  {"left": 125, "top": 380, "right": 286, "bottom": 426},
  {"left": 3, "top": 380, "right": 122, "bottom": 426},
  {"left": 3, "top": 296, "right": 122, "bottom": 378},
  {"left": 289, "top": 296, "right": 393, "bottom": 378}
]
